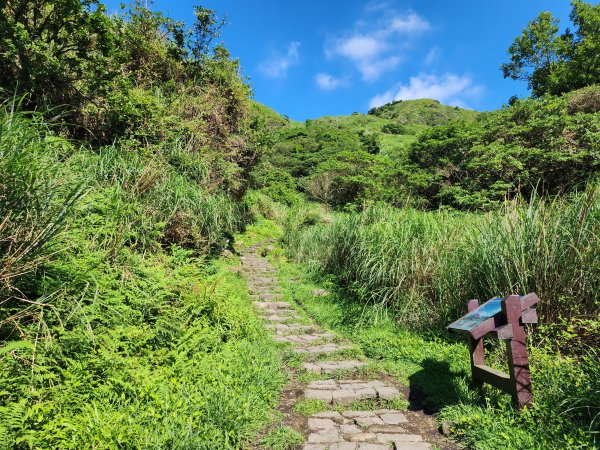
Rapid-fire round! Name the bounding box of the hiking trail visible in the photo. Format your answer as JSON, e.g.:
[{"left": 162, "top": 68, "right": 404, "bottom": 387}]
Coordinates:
[{"left": 240, "top": 240, "right": 457, "bottom": 450}]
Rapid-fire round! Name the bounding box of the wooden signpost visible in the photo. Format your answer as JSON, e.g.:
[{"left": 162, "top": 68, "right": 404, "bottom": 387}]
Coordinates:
[{"left": 448, "top": 293, "right": 540, "bottom": 409}]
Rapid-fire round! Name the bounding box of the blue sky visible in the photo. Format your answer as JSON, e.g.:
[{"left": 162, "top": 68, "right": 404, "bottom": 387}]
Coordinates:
[{"left": 104, "top": 1, "right": 573, "bottom": 120}]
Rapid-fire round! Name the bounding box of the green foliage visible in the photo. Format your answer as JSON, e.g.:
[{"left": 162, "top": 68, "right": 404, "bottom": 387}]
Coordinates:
[
  {"left": 0, "top": 250, "right": 285, "bottom": 449},
  {"left": 0, "top": 0, "right": 266, "bottom": 197},
  {"left": 304, "top": 151, "right": 380, "bottom": 206},
  {"left": 0, "top": 108, "right": 83, "bottom": 322},
  {"left": 262, "top": 99, "right": 486, "bottom": 209},
  {"left": 408, "top": 89, "right": 600, "bottom": 209},
  {"left": 251, "top": 162, "right": 300, "bottom": 207},
  {"left": 274, "top": 221, "right": 599, "bottom": 448},
  {"left": 268, "top": 121, "right": 363, "bottom": 179},
  {"left": 0, "top": 6, "right": 280, "bottom": 439},
  {"left": 0, "top": 0, "right": 118, "bottom": 110},
  {"left": 283, "top": 189, "right": 600, "bottom": 330},
  {"left": 292, "top": 399, "right": 328, "bottom": 416},
  {"left": 249, "top": 101, "right": 292, "bottom": 131},
  {"left": 502, "top": 0, "right": 600, "bottom": 96},
  {"left": 381, "top": 123, "right": 405, "bottom": 134},
  {"left": 368, "top": 98, "right": 478, "bottom": 127}
]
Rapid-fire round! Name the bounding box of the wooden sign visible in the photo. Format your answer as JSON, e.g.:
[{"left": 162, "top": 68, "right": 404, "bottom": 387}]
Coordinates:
[
  {"left": 448, "top": 297, "right": 504, "bottom": 334},
  {"left": 448, "top": 293, "right": 540, "bottom": 409},
  {"left": 448, "top": 293, "right": 539, "bottom": 340}
]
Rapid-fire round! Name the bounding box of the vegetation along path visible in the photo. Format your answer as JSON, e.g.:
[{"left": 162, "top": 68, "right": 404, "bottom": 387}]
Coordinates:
[{"left": 240, "top": 240, "right": 456, "bottom": 450}]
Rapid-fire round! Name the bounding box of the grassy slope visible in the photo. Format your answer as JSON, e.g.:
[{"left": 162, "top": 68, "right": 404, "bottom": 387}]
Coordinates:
[
  {"left": 246, "top": 193, "right": 599, "bottom": 449},
  {"left": 320, "top": 99, "right": 478, "bottom": 154},
  {"left": 368, "top": 98, "right": 479, "bottom": 126},
  {"left": 261, "top": 98, "right": 478, "bottom": 155},
  {"left": 250, "top": 101, "right": 296, "bottom": 130},
  {"left": 0, "top": 110, "right": 287, "bottom": 449}
]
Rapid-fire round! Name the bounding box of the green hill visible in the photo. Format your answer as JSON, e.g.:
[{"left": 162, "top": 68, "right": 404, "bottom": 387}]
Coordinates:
[
  {"left": 368, "top": 98, "right": 478, "bottom": 126},
  {"left": 250, "top": 100, "right": 294, "bottom": 130},
  {"left": 265, "top": 99, "right": 478, "bottom": 155}
]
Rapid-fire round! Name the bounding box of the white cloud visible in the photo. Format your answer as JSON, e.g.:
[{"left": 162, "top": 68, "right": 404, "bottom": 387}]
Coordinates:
[
  {"left": 315, "top": 73, "right": 348, "bottom": 91},
  {"left": 369, "top": 73, "right": 484, "bottom": 109},
  {"left": 258, "top": 42, "right": 300, "bottom": 78},
  {"left": 365, "top": 1, "right": 393, "bottom": 13},
  {"left": 389, "top": 13, "right": 431, "bottom": 34},
  {"left": 359, "top": 56, "right": 402, "bottom": 81},
  {"left": 336, "top": 35, "right": 387, "bottom": 61},
  {"left": 424, "top": 47, "right": 441, "bottom": 65},
  {"left": 326, "top": 8, "right": 431, "bottom": 81}
]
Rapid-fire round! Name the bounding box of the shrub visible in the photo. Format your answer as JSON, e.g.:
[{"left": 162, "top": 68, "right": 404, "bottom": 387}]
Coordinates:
[
  {"left": 568, "top": 84, "right": 600, "bottom": 114},
  {"left": 381, "top": 123, "right": 405, "bottom": 134}
]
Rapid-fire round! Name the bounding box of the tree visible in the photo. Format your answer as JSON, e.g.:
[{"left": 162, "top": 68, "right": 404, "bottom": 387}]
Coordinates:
[
  {"left": 501, "top": 1, "right": 600, "bottom": 96},
  {"left": 0, "top": 0, "right": 118, "bottom": 109}
]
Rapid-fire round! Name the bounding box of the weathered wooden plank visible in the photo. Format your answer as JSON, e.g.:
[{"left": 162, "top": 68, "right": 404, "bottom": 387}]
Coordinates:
[
  {"left": 467, "top": 300, "right": 485, "bottom": 388},
  {"left": 521, "top": 308, "right": 538, "bottom": 324},
  {"left": 490, "top": 323, "right": 513, "bottom": 340},
  {"left": 520, "top": 292, "right": 540, "bottom": 311},
  {"left": 473, "top": 364, "right": 514, "bottom": 394},
  {"left": 503, "top": 295, "right": 533, "bottom": 408}
]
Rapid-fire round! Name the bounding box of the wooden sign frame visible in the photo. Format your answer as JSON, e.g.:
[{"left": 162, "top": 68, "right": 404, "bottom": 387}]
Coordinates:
[{"left": 448, "top": 293, "right": 539, "bottom": 409}]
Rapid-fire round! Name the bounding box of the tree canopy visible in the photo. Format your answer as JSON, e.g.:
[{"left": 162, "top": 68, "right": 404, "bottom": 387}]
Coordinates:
[{"left": 501, "top": 0, "right": 600, "bottom": 97}]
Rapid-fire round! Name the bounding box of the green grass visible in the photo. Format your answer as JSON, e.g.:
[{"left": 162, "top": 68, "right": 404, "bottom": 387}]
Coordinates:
[
  {"left": 283, "top": 192, "right": 600, "bottom": 329},
  {"left": 258, "top": 194, "right": 600, "bottom": 448},
  {"left": 0, "top": 108, "right": 287, "bottom": 449},
  {"left": 259, "top": 425, "right": 304, "bottom": 450},
  {"left": 293, "top": 399, "right": 328, "bottom": 416}
]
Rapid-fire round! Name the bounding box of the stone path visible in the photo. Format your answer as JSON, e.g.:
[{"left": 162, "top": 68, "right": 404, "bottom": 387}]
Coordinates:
[{"left": 241, "top": 241, "right": 451, "bottom": 450}]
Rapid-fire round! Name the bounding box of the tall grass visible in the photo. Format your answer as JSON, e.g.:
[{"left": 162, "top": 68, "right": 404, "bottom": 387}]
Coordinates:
[
  {"left": 68, "top": 145, "right": 243, "bottom": 255},
  {"left": 0, "top": 108, "right": 282, "bottom": 448},
  {"left": 283, "top": 195, "right": 600, "bottom": 447},
  {"left": 284, "top": 190, "right": 600, "bottom": 330},
  {"left": 0, "top": 107, "right": 83, "bottom": 329}
]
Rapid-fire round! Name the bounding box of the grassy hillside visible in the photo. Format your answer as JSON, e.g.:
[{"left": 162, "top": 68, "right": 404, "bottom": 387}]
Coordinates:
[
  {"left": 0, "top": 3, "right": 284, "bottom": 448},
  {"left": 264, "top": 98, "right": 478, "bottom": 155},
  {"left": 250, "top": 101, "right": 294, "bottom": 131},
  {"left": 259, "top": 86, "right": 600, "bottom": 210},
  {"left": 368, "top": 98, "right": 479, "bottom": 127},
  {"left": 255, "top": 98, "right": 480, "bottom": 208}
]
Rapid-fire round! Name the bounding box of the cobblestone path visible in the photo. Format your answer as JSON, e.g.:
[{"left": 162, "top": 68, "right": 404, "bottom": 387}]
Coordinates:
[{"left": 241, "top": 242, "right": 452, "bottom": 450}]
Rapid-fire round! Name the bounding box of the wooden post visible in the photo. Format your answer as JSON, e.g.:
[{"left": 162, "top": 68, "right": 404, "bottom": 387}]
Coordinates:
[
  {"left": 502, "top": 295, "right": 533, "bottom": 408},
  {"left": 467, "top": 299, "right": 484, "bottom": 388}
]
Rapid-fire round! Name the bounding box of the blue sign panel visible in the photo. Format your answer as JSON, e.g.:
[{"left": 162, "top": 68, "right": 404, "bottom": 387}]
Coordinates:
[{"left": 448, "top": 297, "right": 504, "bottom": 332}]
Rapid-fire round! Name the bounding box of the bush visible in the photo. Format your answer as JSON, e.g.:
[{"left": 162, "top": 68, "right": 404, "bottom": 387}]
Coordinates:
[
  {"left": 568, "top": 84, "right": 600, "bottom": 114},
  {"left": 408, "top": 92, "right": 600, "bottom": 209},
  {"left": 381, "top": 123, "right": 405, "bottom": 134}
]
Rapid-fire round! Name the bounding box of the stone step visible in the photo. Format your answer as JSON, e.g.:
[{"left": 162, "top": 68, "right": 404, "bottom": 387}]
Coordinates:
[
  {"left": 248, "top": 281, "right": 278, "bottom": 286},
  {"left": 242, "top": 242, "right": 433, "bottom": 450},
  {"left": 262, "top": 314, "right": 300, "bottom": 322},
  {"left": 304, "top": 380, "right": 401, "bottom": 404},
  {"left": 253, "top": 301, "right": 292, "bottom": 309},
  {"left": 302, "top": 410, "right": 429, "bottom": 450},
  {"left": 294, "top": 343, "right": 353, "bottom": 355},
  {"left": 273, "top": 333, "right": 335, "bottom": 344},
  {"left": 265, "top": 324, "right": 319, "bottom": 334},
  {"left": 259, "top": 309, "right": 299, "bottom": 317},
  {"left": 249, "top": 288, "right": 282, "bottom": 295},
  {"left": 252, "top": 295, "right": 284, "bottom": 303},
  {"left": 303, "top": 360, "right": 368, "bottom": 374},
  {"left": 248, "top": 277, "right": 277, "bottom": 283}
]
